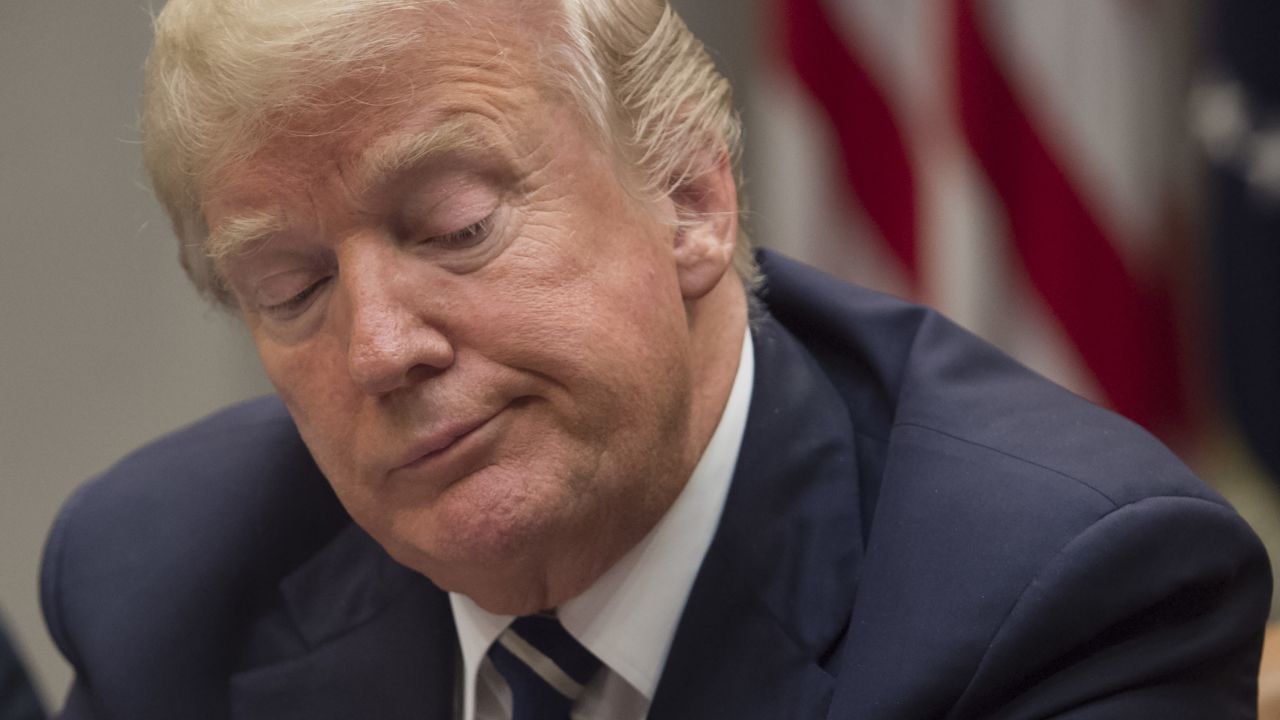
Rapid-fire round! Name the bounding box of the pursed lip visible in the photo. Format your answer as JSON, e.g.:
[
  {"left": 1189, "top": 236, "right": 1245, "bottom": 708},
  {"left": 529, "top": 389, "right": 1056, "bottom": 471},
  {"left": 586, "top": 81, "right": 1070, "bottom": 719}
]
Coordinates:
[{"left": 393, "top": 405, "right": 508, "bottom": 472}]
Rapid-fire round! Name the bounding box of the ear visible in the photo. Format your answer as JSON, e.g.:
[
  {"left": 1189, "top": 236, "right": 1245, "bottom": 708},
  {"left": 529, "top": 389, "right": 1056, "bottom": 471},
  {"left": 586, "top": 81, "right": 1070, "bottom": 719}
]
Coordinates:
[{"left": 670, "top": 150, "right": 739, "bottom": 300}]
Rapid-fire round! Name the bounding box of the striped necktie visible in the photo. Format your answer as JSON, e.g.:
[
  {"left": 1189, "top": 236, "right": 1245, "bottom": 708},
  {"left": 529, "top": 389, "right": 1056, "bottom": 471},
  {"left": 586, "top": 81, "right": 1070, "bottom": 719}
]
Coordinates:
[{"left": 488, "top": 615, "right": 602, "bottom": 720}]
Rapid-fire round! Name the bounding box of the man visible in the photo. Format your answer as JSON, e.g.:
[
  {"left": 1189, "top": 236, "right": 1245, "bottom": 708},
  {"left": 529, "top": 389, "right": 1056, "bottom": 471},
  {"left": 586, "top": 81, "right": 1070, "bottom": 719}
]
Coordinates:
[{"left": 41, "top": 0, "right": 1270, "bottom": 718}]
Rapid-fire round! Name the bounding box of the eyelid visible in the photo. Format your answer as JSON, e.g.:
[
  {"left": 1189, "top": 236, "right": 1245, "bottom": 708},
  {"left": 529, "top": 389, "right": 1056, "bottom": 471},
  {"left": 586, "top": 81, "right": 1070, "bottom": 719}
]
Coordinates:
[
  {"left": 426, "top": 212, "right": 496, "bottom": 248},
  {"left": 258, "top": 275, "right": 331, "bottom": 320},
  {"left": 400, "top": 173, "right": 502, "bottom": 236}
]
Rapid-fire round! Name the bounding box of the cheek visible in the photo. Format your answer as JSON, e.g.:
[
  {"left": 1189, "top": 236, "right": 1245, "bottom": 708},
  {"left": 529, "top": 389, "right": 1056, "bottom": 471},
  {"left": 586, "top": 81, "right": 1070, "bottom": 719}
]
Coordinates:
[
  {"left": 505, "top": 255, "right": 689, "bottom": 460},
  {"left": 480, "top": 238, "right": 682, "bottom": 387},
  {"left": 254, "top": 333, "right": 363, "bottom": 469}
]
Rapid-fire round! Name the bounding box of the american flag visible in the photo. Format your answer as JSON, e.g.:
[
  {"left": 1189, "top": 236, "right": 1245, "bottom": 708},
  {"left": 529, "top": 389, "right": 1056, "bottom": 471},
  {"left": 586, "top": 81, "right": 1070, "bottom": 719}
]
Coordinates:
[{"left": 752, "top": 0, "right": 1201, "bottom": 443}]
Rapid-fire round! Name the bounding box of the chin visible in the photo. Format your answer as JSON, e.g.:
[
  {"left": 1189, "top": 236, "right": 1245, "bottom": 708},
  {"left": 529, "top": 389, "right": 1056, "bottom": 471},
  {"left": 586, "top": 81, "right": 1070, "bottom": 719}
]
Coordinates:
[
  {"left": 395, "top": 522, "right": 563, "bottom": 615},
  {"left": 378, "top": 463, "right": 574, "bottom": 587}
]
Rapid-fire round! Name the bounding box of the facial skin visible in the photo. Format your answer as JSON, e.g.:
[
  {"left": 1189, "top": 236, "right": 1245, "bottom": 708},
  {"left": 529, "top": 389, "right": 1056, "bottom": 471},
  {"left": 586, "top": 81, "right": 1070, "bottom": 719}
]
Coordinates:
[{"left": 202, "top": 2, "right": 747, "bottom": 615}]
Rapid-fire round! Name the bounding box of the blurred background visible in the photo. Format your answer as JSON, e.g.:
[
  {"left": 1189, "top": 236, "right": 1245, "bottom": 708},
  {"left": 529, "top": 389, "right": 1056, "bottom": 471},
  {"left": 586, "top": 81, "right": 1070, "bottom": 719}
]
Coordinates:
[{"left": 2, "top": 0, "right": 1277, "bottom": 710}]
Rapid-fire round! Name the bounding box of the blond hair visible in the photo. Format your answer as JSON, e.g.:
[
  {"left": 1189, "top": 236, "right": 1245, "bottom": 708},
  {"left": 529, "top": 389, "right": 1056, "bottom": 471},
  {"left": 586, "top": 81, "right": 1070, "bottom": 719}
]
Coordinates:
[{"left": 141, "top": 0, "right": 753, "bottom": 305}]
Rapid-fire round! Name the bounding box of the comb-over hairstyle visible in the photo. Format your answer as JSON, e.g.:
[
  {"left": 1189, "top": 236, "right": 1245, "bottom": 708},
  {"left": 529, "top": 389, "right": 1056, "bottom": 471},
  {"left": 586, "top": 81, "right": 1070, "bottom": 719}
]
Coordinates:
[{"left": 140, "top": 0, "right": 752, "bottom": 306}]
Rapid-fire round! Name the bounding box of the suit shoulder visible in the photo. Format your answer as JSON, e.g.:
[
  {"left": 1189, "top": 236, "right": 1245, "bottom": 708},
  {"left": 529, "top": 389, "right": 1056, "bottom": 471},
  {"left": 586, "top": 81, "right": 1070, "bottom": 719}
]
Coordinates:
[
  {"left": 757, "top": 255, "right": 1271, "bottom": 715},
  {"left": 98, "top": 394, "right": 304, "bottom": 483},
  {"left": 41, "top": 396, "right": 346, "bottom": 679},
  {"left": 758, "top": 249, "right": 1221, "bottom": 511},
  {"left": 44, "top": 396, "right": 329, "bottom": 574},
  {"left": 887, "top": 313, "right": 1216, "bottom": 511}
]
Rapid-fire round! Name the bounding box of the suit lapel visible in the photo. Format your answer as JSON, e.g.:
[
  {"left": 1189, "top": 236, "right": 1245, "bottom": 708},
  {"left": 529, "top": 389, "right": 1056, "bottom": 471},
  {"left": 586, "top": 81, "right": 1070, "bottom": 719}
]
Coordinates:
[
  {"left": 229, "top": 523, "right": 457, "bottom": 720},
  {"left": 650, "top": 316, "right": 866, "bottom": 719},
  {"left": 647, "top": 543, "right": 841, "bottom": 719}
]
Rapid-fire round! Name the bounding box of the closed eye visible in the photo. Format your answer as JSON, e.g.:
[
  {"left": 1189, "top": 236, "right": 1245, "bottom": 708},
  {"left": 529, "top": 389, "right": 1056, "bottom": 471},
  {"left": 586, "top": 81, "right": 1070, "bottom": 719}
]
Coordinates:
[
  {"left": 261, "top": 277, "right": 331, "bottom": 319},
  {"left": 428, "top": 213, "right": 495, "bottom": 250}
]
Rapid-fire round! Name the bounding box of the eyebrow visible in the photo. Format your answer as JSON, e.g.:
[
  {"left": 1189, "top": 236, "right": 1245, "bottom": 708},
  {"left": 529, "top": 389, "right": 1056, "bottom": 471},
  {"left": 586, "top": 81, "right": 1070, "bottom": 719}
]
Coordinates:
[
  {"left": 206, "top": 114, "right": 508, "bottom": 266},
  {"left": 353, "top": 114, "right": 509, "bottom": 192},
  {"left": 207, "top": 211, "right": 286, "bottom": 267}
]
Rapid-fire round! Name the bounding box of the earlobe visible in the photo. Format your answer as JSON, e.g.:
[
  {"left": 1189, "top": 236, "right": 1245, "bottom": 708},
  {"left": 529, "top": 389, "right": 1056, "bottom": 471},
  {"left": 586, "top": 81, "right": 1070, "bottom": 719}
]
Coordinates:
[{"left": 671, "top": 151, "right": 739, "bottom": 300}]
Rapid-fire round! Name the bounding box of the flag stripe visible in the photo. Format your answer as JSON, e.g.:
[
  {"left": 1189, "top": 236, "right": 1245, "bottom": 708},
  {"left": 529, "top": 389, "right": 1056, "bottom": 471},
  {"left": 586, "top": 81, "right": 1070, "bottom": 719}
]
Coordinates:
[
  {"left": 781, "top": 0, "right": 920, "bottom": 281},
  {"left": 952, "top": 0, "right": 1186, "bottom": 432}
]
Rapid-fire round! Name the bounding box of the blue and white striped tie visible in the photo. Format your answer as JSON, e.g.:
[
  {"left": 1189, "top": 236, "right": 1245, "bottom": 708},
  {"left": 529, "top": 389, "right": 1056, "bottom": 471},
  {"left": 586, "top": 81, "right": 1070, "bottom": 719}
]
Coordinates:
[{"left": 488, "top": 615, "right": 602, "bottom": 720}]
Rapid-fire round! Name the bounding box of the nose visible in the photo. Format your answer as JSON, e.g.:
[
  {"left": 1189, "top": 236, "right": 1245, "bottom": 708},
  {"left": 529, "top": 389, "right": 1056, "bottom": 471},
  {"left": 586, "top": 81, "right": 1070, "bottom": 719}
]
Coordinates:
[{"left": 339, "top": 242, "right": 455, "bottom": 395}]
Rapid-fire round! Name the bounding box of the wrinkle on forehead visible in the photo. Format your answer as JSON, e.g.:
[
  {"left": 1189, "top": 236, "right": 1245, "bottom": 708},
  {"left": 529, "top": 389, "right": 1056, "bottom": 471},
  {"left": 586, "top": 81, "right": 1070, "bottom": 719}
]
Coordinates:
[
  {"left": 200, "top": 0, "right": 560, "bottom": 175},
  {"left": 205, "top": 111, "right": 524, "bottom": 267},
  {"left": 355, "top": 113, "right": 512, "bottom": 190},
  {"left": 200, "top": 0, "right": 580, "bottom": 271}
]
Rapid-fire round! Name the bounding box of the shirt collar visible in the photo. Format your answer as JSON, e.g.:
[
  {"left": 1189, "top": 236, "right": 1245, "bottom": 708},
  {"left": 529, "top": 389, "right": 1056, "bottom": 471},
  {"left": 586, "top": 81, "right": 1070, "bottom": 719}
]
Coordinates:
[{"left": 450, "top": 327, "right": 754, "bottom": 712}]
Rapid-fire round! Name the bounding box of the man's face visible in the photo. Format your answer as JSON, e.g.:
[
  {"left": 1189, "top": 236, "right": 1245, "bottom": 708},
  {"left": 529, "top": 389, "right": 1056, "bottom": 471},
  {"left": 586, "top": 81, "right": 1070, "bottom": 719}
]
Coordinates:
[{"left": 203, "top": 6, "right": 731, "bottom": 612}]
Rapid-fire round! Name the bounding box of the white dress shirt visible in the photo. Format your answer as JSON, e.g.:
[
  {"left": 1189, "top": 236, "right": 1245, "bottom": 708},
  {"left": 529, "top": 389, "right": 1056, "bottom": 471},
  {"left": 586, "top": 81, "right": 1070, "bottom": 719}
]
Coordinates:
[{"left": 450, "top": 329, "right": 755, "bottom": 720}]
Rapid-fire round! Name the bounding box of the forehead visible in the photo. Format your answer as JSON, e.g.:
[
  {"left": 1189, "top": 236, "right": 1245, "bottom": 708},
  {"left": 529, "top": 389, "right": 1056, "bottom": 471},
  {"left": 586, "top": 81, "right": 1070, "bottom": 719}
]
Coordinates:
[
  {"left": 201, "top": 0, "right": 574, "bottom": 211},
  {"left": 205, "top": 112, "right": 523, "bottom": 252}
]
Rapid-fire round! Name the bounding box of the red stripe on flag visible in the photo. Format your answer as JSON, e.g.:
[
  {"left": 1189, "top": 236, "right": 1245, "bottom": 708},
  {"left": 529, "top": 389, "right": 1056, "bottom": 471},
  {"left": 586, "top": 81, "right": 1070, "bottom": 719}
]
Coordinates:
[
  {"left": 952, "top": 0, "right": 1186, "bottom": 433},
  {"left": 780, "top": 0, "right": 919, "bottom": 281}
]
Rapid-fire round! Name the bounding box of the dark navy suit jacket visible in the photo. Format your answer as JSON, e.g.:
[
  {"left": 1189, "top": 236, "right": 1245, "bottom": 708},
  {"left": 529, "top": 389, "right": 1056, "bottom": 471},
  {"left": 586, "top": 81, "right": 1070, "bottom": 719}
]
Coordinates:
[{"left": 42, "top": 252, "right": 1271, "bottom": 718}]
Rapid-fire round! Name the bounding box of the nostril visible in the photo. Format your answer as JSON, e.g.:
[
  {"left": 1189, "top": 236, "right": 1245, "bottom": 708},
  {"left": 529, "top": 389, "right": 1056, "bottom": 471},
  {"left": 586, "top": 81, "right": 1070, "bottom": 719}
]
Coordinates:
[
  {"left": 348, "top": 343, "right": 407, "bottom": 394},
  {"left": 346, "top": 319, "right": 456, "bottom": 395},
  {"left": 405, "top": 361, "right": 449, "bottom": 386}
]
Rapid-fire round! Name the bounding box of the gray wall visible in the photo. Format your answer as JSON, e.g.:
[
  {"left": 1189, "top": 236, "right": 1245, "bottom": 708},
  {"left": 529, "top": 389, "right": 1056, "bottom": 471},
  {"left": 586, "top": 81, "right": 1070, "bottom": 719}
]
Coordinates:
[
  {"left": 1, "top": 2, "right": 272, "bottom": 705},
  {"left": 0, "top": 0, "right": 761, "bottom": 706}
]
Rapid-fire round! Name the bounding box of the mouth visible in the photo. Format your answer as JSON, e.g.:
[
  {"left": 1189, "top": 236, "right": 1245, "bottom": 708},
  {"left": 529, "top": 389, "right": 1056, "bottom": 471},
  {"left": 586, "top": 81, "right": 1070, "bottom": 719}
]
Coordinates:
[{"left": 394, "top": 405, "right": 509, "bottom": 473}]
